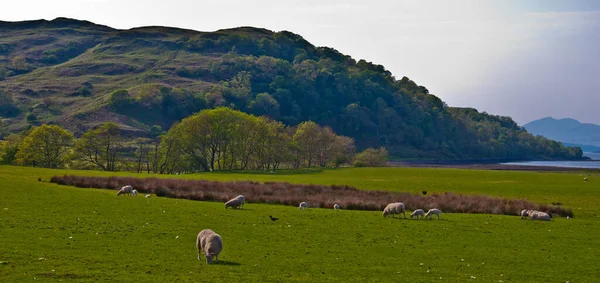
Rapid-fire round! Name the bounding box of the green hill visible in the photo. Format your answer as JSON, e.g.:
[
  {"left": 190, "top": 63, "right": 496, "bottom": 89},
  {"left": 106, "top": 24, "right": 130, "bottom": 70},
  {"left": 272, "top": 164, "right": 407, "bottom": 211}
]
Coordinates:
[{"left": 0, "top": 18, "right": 582, "bottom": 160}]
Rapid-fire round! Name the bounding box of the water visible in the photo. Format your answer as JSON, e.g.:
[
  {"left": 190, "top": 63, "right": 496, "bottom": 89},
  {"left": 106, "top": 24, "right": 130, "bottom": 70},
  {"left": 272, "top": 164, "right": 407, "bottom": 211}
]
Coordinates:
[
  {"left": 584, "top": 152, "right": 600, "bottom": 160},
  {"left": 502, "top": 152, "right": 600, "bottom": 169}
]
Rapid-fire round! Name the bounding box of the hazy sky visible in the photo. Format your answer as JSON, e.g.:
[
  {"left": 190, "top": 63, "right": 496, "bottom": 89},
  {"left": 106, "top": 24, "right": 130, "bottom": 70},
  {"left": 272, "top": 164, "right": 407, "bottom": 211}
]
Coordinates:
[{"left": 2, "top": 0, "right": 599, "bottom": 125}]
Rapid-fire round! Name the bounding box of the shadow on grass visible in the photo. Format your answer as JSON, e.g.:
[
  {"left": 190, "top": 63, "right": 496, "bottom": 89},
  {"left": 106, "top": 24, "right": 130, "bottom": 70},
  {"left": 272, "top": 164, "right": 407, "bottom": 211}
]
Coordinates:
[{"left": 214, "top": 260, "right": 241, "bottom": 266}]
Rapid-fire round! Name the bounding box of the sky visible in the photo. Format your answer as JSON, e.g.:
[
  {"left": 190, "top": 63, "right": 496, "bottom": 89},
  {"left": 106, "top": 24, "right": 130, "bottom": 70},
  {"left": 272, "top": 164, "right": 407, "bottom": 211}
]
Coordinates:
[{"left": 1, "top": 0, "right": 599, "bottom": 125}]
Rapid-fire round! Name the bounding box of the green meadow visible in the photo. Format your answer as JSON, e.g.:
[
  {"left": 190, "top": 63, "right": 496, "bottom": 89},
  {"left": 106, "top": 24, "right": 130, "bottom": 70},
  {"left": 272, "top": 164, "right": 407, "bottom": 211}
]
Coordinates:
[{"left": 1, "top": 165, "right": 599, "bottom": 282}]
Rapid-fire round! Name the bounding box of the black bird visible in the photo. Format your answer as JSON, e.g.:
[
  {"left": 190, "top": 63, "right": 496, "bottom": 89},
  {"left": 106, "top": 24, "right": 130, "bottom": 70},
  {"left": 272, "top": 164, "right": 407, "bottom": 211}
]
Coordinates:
[{"left": 269, "top": 215, "right": 279, "bottom": 222}]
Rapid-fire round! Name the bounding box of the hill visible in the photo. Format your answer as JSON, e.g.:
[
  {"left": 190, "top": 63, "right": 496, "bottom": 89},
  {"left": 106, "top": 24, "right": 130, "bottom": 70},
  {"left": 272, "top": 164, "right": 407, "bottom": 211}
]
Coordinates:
[
  {"left": 0, "top": 18, "right": 582, "bottom": 160},
  {"left": 524, "top": 117, "right": 600, "bottom": 150}
]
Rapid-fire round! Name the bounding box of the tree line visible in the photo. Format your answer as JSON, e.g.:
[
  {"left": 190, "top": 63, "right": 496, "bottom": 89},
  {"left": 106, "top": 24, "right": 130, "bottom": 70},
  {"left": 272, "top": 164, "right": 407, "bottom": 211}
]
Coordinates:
[{"left": 0, "top": 108, "right": 388, "bottom": 172}]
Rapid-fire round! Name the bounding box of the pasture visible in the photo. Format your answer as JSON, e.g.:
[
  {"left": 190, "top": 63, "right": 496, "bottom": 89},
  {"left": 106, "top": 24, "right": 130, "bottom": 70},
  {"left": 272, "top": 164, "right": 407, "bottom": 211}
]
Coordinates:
[{"left": 1, "top": 165, "right": 599, "bottom": 282}]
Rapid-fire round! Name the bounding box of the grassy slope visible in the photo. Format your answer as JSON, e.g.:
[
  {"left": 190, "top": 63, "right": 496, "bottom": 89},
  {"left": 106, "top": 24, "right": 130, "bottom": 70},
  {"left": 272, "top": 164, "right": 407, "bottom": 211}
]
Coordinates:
[
  {"left": 0, "top": 22, "right": 224, "bottom": 133},
  {"left": 1, "top": 165, "right": 599, "bottom": 282}
]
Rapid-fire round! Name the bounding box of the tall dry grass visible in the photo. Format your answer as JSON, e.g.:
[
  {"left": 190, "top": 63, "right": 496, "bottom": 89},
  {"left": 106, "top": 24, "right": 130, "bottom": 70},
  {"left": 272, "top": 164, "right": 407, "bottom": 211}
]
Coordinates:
[{"left": 49, "top": 175, "right": 572, "bottom": 217}]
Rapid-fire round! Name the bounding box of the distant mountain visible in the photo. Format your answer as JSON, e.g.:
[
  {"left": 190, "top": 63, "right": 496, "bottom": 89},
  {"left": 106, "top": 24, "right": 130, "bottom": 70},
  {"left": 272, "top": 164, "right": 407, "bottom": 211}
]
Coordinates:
[
  {"left": 524, "top": 117, "right": 600, "bottom": 149},
  {"left": 0, "top": 18, "right": 583, "bottom": 160}
]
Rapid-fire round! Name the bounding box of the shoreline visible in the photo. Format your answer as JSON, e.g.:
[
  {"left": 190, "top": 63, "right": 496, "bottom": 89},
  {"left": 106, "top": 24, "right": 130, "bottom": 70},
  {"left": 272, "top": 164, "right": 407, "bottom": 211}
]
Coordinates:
[{"left": 388, "top": 161, "right": 600, "bottom": 172}]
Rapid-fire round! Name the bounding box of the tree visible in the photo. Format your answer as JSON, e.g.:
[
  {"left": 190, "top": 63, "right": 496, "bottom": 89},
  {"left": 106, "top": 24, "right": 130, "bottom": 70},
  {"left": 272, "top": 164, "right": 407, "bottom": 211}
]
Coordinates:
[
  {"left": 146, "top": 125, "right": 165, "bottom": 173},
  {"left": 11, "top": 56, "right": 29, "bottom": 71},
  {"left": 332, "top": 135, "right": 356, "bottom": 166},
  {"left": 134, "top": 138, "right": 151, "bottom": 173},
  {"left": 293, "top": 121, "right": 322, "bottom": 167},
  {"left": 149, "top": 125, "right": 164, "bottom": 138},
  {"left": 108, "top": 89, "right": 133, "bottom": 110},
  {"left": 154, "top": 124, "right": 186, "bottom": 174},
  {"left": 0, "top": 89, "right": 19, "bottom": 117},
  {"left": 254, "top": 118, "right": 292, "bottom": 170},
  {"left": 354, "top": 147, "right": 388, "bottom": 167},
  {"left": 15, "top": 124, "right": 74, "bottom": 168},
  {"left": 0, "top": 134, "right": 24, "bottom": 165},
  {"left": 25, "top": 113, "right": 37, "bottom": 123},
  {"left": 74, "top": 123, "right": 122, "bottom": 171},
  {"left": 250, "top": 92, "right": 280, "bottom": 118}
]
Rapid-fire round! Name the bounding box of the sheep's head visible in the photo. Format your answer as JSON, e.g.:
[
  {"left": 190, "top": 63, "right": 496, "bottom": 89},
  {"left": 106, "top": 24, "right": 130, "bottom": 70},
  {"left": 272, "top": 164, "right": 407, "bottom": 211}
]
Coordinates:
[
  {"left": 205, "top": 251, "right": 215, "bottom": 264},
  {"left": 382, "top": 211, "right": 388, "bottom": 217}
]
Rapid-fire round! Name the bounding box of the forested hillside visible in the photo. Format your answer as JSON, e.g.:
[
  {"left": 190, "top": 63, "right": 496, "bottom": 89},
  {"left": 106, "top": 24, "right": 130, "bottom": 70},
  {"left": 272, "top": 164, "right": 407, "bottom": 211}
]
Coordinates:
[{"left": 0, "top": 18, "right": 582, "bottom": 160}]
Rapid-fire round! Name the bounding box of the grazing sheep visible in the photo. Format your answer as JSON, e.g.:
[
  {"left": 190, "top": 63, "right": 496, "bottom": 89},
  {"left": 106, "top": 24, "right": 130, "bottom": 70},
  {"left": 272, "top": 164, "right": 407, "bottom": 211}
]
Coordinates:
[
  {"left": 584, "top": 177, "right": 588, "bottom": 181},
  {"left": 236, "top": 195, "right": 245, "bottom": 208},
  {"left": 117, "top": 185, "right": 133, "bottom": 196},
  {"left": 334, "top": 204, "right": 340, "bottom": 210},
  {"left": 382, "top": 202, "right": 406, "bottom": 218},
  {"left": 132, "top": 189, "right": 138, "bottom": 196},
  {"left": 224, "top": 195, "right": 245, "bottom": 209},
  {"left": 410, "top": 209, "right": 425, "bottom": 219},
  {"left": 520, "top": 209, "right": 529, "bottom": 219},
  {"left": 145, "top": 194, "right": 152, "bottom": 198},
  {"left": 299, "top": 202, "right": 308, "bottom": 210},
  {"left": 196, "top": 229, "right": 223, "bottom": 264},
  {"left": 529, "top": 210, "right": 551, "bottom": 221},
  {"left": 425, "top": 208, "right": 442, "bottom": 219}
]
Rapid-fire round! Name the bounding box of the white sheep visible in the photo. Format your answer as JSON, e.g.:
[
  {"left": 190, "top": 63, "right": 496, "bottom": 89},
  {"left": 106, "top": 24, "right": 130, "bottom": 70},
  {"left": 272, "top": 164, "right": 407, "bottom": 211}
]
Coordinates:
[
  {"left": 236, "top": 195, "right": 245, "bottom": 208},
  {"left": 117, "top": 185, "right": 133, "bottom": 196},
  {"left": 145, "top": 194, "right": 152, "bottom": 198},
  {"left": 410, "top": 209, "right": 425, "bottom": 219},
  {"left": 584, "top": 177, "right": 588, "bottom": 181},
  {"left": 382, "top": 202, "right": 406, "bottom": 218},
  {"left": 196, "top": 229, "right": 223, "bottom": 264},
  {"left": 299, "top": 202, "right": 308, "bottom": 210},
  {"left": 529, "top": 210, "right": 551, "bottom": 221},
  {"left": 225, "top": 195, "right": 245, "bottom": 209},
  {"left": 425, "top": 208, "right": 442, "bottom": 219},
  {"left": 132, "top": 189, "right": 138, "bottom": 196},
  {"left": 333, "top": 204, "right": 340, "bottom": 210},
  {"left": 520, "top": 209, "right": 529, "bottom": 219}
]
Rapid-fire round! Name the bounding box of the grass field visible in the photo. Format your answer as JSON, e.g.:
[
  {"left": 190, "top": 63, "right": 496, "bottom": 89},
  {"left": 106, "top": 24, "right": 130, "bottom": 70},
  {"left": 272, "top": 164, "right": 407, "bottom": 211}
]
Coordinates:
[{"left": 1, "top": 165, "right": 599, "bottom": 282}]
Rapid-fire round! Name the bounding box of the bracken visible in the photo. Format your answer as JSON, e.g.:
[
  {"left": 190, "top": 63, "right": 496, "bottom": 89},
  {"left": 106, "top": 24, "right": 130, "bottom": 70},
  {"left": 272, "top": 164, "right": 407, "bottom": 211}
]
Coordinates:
[{"left": 49, "top": 175, "right": 573, "bottom": 217}]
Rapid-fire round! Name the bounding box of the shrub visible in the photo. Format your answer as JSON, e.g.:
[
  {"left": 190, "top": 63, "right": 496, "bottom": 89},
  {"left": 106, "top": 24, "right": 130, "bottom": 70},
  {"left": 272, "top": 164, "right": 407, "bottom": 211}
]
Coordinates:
[
  {"left": 108, "top": 89, "right": 133, "bottom": 110},
  {"left": 354, "top": 147, "right": 388, "bottom": 167},
  {"left": 25, "top": 113, "right": 37, "bottom": 123}
]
